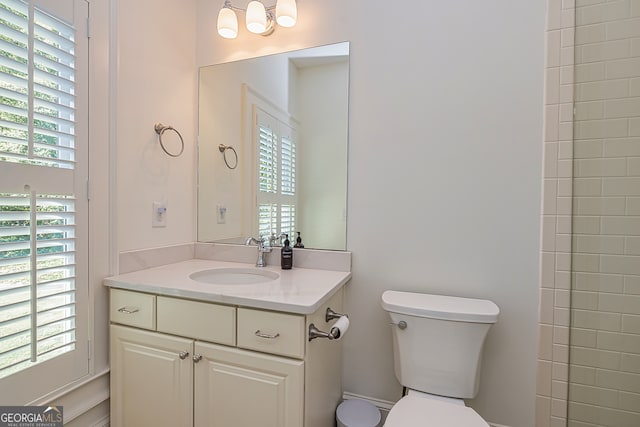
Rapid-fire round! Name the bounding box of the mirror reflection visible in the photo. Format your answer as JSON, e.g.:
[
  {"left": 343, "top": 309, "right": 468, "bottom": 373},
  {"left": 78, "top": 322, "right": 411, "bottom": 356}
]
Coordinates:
[{"left": 198, "top": 42, "right": 349, "bottom": 250}]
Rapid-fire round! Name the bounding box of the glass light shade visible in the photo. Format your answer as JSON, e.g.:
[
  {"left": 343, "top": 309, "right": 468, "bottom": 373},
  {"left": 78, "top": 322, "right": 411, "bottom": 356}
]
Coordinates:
[
  {"left": 246, "top": 1, "right": 267, "bottom": 34},
  {"left": 217, "top": 7, "right": 238, "bottom": 39},
  {"left": 276, "top": 0, "right": 297, "bottom": 27}
]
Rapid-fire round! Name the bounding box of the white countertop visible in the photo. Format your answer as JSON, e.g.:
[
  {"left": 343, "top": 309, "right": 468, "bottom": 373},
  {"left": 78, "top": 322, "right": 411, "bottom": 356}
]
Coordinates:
[{"left": 104, "top": 259, "right": 351, "bottom": 314}]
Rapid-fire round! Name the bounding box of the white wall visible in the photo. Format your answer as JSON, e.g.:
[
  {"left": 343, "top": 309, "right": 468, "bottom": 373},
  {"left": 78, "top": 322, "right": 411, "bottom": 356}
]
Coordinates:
[
  {"left": 115, "top": 0, "right": 197, "bottom": 252},
  {"left": 110, "top": 0, "right": 546, "bottom": 426}
]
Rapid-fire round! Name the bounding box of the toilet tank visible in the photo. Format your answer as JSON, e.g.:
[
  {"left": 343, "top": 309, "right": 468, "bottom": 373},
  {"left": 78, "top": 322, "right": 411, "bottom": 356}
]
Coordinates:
[{"left": 381, "top": 291, "right": 499, "bottom": 399}]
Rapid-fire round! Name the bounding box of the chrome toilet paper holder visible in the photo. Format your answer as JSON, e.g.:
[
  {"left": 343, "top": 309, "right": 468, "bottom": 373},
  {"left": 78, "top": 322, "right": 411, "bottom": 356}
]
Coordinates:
[{"left": 308, "top": 307, "right": 349, "bottom": 341}]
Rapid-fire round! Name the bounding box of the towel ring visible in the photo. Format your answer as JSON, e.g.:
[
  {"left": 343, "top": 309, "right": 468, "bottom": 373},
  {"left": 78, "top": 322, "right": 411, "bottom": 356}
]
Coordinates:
[
  {"left": 218, "top": 144, "right": 238, "bottom": 169},
  {"left": 154, "top": 123, "right": 184, "bottom": 157}
]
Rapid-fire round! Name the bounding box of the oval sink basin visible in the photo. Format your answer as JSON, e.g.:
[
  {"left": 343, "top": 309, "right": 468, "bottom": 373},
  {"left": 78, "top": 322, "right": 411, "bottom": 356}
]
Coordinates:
[{"left": 189, "top": 268, "right": 280, "bottom": 285}]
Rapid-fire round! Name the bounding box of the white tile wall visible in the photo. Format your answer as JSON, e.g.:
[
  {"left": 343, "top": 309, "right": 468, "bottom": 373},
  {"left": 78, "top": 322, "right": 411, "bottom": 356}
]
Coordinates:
[{"left": 539, "top": 0, "right": 640, "bottom": 424}]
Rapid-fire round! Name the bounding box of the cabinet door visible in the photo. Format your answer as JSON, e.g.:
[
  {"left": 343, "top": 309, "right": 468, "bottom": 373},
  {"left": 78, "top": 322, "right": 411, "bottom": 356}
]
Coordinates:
[
  {"left": 194, "top": 342, "right": 304, "bottom": 427},
  {"left": 110, "top": 325, "right": 193, "bottom": 427}
]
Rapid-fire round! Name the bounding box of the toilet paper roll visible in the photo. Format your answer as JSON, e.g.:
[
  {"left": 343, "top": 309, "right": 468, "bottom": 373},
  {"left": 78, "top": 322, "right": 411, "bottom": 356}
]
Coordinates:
[{"left": 329, "top": 315, "right": 350, "bottom": 340}]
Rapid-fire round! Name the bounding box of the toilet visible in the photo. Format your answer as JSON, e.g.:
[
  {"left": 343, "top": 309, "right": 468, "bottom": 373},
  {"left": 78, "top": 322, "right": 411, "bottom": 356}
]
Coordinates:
[{"left": 381, "top": 290, "right": 499, "bottom": 426}]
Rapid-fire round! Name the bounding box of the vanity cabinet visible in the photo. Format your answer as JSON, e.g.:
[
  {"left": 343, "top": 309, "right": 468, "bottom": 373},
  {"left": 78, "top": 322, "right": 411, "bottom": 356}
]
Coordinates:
[{"left": 109, "top": 287, "right": 344, "bottom": 427}]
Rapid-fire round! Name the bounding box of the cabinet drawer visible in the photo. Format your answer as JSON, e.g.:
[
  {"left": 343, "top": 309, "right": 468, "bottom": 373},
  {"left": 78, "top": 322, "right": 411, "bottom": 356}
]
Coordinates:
[
  {"left": 157, "top": 297, "right": 236, "bottom": 346},
  {"left": 237, "top": 308, "right": 305, "bottom": 359},
  {"left": 110, "top": 289, "right": 156, "bottom": 330}
]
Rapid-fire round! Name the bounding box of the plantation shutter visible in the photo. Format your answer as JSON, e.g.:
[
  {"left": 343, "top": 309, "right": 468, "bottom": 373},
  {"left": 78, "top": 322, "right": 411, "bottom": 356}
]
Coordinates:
[
  {"left": 0, "top": 0, "right": 89, "bottom": 404},
  {"left": 255, "top": 107, "right": 297, "bottom": 240}
]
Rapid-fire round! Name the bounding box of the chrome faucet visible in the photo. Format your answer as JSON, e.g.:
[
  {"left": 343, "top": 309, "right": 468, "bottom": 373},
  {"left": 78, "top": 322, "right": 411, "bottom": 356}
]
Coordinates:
[{"left": 245, "top": 236, "right": 272, "bottom": 267}]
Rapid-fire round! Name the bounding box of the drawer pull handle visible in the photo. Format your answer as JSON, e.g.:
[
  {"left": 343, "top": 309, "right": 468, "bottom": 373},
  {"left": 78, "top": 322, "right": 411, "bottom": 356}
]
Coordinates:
[
  {"left": 179, "top": 351, "right": 189, "bottom": 360},
  {"left": 117, "top": 306, "right": 139, "bottom": 314},
  {"left": 255, "top": 330, "right": 280, "bottom": 339}
]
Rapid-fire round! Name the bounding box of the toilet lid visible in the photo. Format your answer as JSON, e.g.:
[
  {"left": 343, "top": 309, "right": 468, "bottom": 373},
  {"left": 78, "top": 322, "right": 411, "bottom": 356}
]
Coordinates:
[{"left": 384, "top": 395, "right": 489, "bottom": 427}]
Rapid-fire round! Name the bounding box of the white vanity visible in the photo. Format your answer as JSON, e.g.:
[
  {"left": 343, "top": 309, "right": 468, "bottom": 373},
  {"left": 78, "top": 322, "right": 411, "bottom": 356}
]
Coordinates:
[{"left": 105, "top": 258, "right": 350, "bottom": 427}]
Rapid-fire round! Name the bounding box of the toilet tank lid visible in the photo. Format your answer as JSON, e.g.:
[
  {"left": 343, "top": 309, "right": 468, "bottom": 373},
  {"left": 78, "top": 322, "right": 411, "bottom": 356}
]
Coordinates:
[{"left": 381, "top": 291, "right": 499, "bottom": 323}]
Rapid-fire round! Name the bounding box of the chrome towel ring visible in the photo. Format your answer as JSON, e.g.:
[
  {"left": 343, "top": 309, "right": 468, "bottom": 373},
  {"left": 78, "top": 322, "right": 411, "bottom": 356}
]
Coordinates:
[
  {"left": 218, "top": 144, "right": 238, "bottom": 169},
  {"left": 154, "top": 123, "right": 184, "bottom": 157}
]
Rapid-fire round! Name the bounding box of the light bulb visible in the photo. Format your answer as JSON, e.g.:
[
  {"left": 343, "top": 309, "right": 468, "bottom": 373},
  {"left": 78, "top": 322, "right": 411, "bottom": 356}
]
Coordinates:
[
  {"left": 276, "top": 0, "right": 296, "bottom": 27},
  {"left": 217, "top": 7, "right": 238, "bottom": 39},
  {"left": 246, "top": 1, "right": 267, "bottom": 34}
]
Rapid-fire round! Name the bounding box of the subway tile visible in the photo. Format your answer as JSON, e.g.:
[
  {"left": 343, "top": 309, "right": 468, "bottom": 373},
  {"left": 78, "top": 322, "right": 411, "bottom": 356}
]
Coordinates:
[
  {"left": 574, "top": 140, "right": 604, "bottom": 158},
  {"left": 555, "top": 326, "right": 571, "bottom": 345},
  {"left": 578, "top": 1, "right": 633, "bottom": 26},
  {"left": 573, "top": 197, "right": 626, "bottom": 215},
  {"left": 542, "top": 288, "right": 556, "bottom": 324},
  {"left": 596, "top": 330, "right": 640, "bottom": 353},
  {"left": 633, "top": 37, "right": 640, "bottom": 56},
  {"left": 622, "top": 314, "right": 640, "bottom": 333},
  {"left": 574, "top": 62, "right": 606, "bottom": 83},
  {"left": 543, "top": 216, "right": 558, "bottom": 252},
  {"left": 557, "top": 252, "right": 573, "bottom": 271},
  {"left": 601, "top": 216, "right": 640, "bottom": 235},
  {"left": 549, "top": 0, "right": 564, "bottom": 30},
  {"left": 555, "top": 308, "right": 572, "bottom": 327},
  {"left": 562, "top": 7, "right": 575, "bottom": 28},
  {"left": 540, "top": 323, "right": 555, "bottom": 359},
  {"left": 570, "top": 345, "right": 621, "bottom": 368},
  {"left": 627, "top": 236, "right": 640, "bottom": 254},
  {"left": 568, "top": 400, "right": 640, "bottom": 426},
  {"left": 574, "top": 119, "right": 629, "bottom": 140},
  {"left": 572, "top": 308, "right": 622, "bottom": 331},
  {"left": 575, "top": 272, "right": 624, "bottom": 292},
  {"left": 603, "top": 178, "right": 640, "bottom": 196},
  {"left": 556, "top": 289, "right": 572, "bottom": 308},
  {"left": 538, "top": 360, "right": 554, "bottom": 396},
  {"left": 547, "top": 67, "right": 561, "bottom": 105},
  {"left": 631, "top": 78, "right": 640, "bottom": 96},
  {"left": 560, "top": 83, "right": 575, "bottom": 103},
  {"left": 573, "top": 178, "right": 602, "bottom": 196},
  {"left": 621, "top": 352, "right": 640, "bottom": 373},
  {"left": 578, "top": 39, "right": 630, "bottom": 63},
  {"left": 557, "top": 215, "right": 573, "bottom": 234},
  {"left": 625, "top": 275, "right": 640, "bottom": 294},
  {"left": 556, "top": 270, "right": 573, "bottom": 290},
  {"left": 556, "top": 234, "right": 573, "bottom": 253},
  {"left": 559, "top": 140, "right": 574, "bottom": 159},
  {"left": 629, "top": 158, "right": 640, "bottom": 176},
  {"left": 601, "top": 254, "right": 640, "bottom": 275},
  {"left": 575, "top": 23, "right": 606, "bottom": 45},
  {"left": 627, "top": 198, "right": 640, "bottom": 215},
  {"left": 631, "top": 118, "right": 640, "bottom": 137},
  {"left": 619, "top": 391, "right": 640, "bottom": 412},
  {"left": 568, "top": 364, "right": 596, "bottom": 385},
  {"left": 574, "top": 158, "right": 627, "bottom": 176},
  {"left": 570, "top": 327, "right": 598, "bottom": 346},
  {"left": 546, "top": 105, "right": 561, "bottom": 142},
  {"left": 537, "top": 395, "right": 552, "bottom": 426},
  {"left": 573, "top": 216, "right": 601, "bottom": 234},
  {"left": 551, "top": 417, "right": 569, "bottom": 427},
  {"left": 605, "top": 98, "right": 640, "bottom": 119},
  {"left": 603, "top": 137, "right": 640, "bottom": 157},
  {"left": 600, "top": 292, "right": 640, "bottom": 314},
  {"left": 560, "top": 101, "right": 574, "bottom": 121},
  {"left": 563, "top": 0, "right": 576, "bottom": 9},
  {"left": 542, "top": 252, "right": 558, "bottom": 288},
  {"left": 561, "top": 46, "right": 575, "bottom": 66},
  {"left": 606, "top": 57, "right": 640, "bottom": 79},
  {"left": 571, "top": 290, "right": 599, "bottom": 310},
  {"left": 558, "top": 178, "right": 573, "bottom": 197},
  {"left": 634, "top": 0, "right": 640, "bottom": 16},
  {"left": 544, "top": 179, "right": 559, "bottom": 214},
  {"left": 554, "top": 343, "right": 570, "bottom": 362},
  {"left": 596, "top": 368, "right": 640, "bottom": 393},
  {"left": 558, "top": 159, "right": 574, "bottom": 178},
  {"left": 575, "top": 234, "right": 624, "bottom": 254},
  {"left": 575, "top": 101, "right": 605, "bottom": 120},
  {"left": 544, "top": 142, "right": 559, "bottom": 177},
  {"left": 552, "top": 379, "right": 569, "bottom": 400},
  {"left": 569, "top": 383, "right": 619, "bottom": 408},
  {"left": 606, "top": 17, "right": 640, "bottom": 40},
  {"left": 576, "top": 79, "right": 629, "bottom": 102},
  {"left": 551, "top": 398, "right": 568, "bottom": 418},
  {"left": 548, "top": 30, "right": 562, "bottom": 68},
  {"left": 562, "top": 27, "right": 575, "bottom": 48}
]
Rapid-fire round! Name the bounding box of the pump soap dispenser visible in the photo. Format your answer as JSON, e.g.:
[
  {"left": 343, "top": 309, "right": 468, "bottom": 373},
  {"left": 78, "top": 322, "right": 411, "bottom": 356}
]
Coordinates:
[{"left": 281, "top": 234, "right": 293, "bottom": 270}]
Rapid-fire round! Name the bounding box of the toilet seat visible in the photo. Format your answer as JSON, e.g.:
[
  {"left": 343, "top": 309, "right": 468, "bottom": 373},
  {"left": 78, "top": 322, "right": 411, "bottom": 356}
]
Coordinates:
[{"left": 384, "top": 393, "right": 489, "bottom": 427}]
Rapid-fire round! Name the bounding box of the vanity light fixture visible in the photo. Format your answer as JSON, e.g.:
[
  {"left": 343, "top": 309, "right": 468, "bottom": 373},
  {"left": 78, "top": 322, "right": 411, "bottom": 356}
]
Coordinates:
[{"left": 216, "top": 0, "right": 297, "bottom": 39}]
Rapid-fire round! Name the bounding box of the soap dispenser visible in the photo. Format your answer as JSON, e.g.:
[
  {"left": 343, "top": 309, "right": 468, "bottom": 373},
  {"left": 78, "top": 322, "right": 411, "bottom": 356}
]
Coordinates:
[
  {"left": 281, "top": 234, "right": 293, "bottom": 270},
  {"left": 294, "top": 232, "right": 304, "bottom": 248}
]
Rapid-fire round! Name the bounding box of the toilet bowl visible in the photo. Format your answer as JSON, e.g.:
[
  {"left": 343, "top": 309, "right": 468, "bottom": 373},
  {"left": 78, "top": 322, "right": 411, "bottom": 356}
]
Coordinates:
[{"left": 383, "top": 390, "right": 488, "bottom": 427}]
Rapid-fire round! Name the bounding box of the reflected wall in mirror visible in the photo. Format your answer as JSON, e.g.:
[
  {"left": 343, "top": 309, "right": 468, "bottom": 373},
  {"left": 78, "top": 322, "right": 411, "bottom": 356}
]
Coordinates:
[{"left": 198, "top": 42, "right": 349, "bottom": 250}]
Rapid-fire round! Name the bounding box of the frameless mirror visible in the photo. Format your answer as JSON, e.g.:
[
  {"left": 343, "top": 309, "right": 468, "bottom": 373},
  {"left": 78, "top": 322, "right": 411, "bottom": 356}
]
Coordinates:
[{"left": 197, "top": 42, "right": 349, "bottom": 250}]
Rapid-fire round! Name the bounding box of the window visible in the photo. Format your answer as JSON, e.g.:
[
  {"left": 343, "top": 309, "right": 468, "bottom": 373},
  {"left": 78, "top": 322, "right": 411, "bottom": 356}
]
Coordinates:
[
  {"left": 0, "top": 0, "right": 88, "bottom": 404},
  {"left": 255, "top": 107, "right": 297, "bottom": 239}
]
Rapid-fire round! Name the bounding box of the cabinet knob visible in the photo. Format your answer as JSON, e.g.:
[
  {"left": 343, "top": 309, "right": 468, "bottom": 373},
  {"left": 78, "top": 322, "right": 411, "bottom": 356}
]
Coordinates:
[
  {"left": 178, "top": 351, "right": 189, "bottom": 360},
  {"left": 192, "top": 354, "right": 202, "bottom": 363}
]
